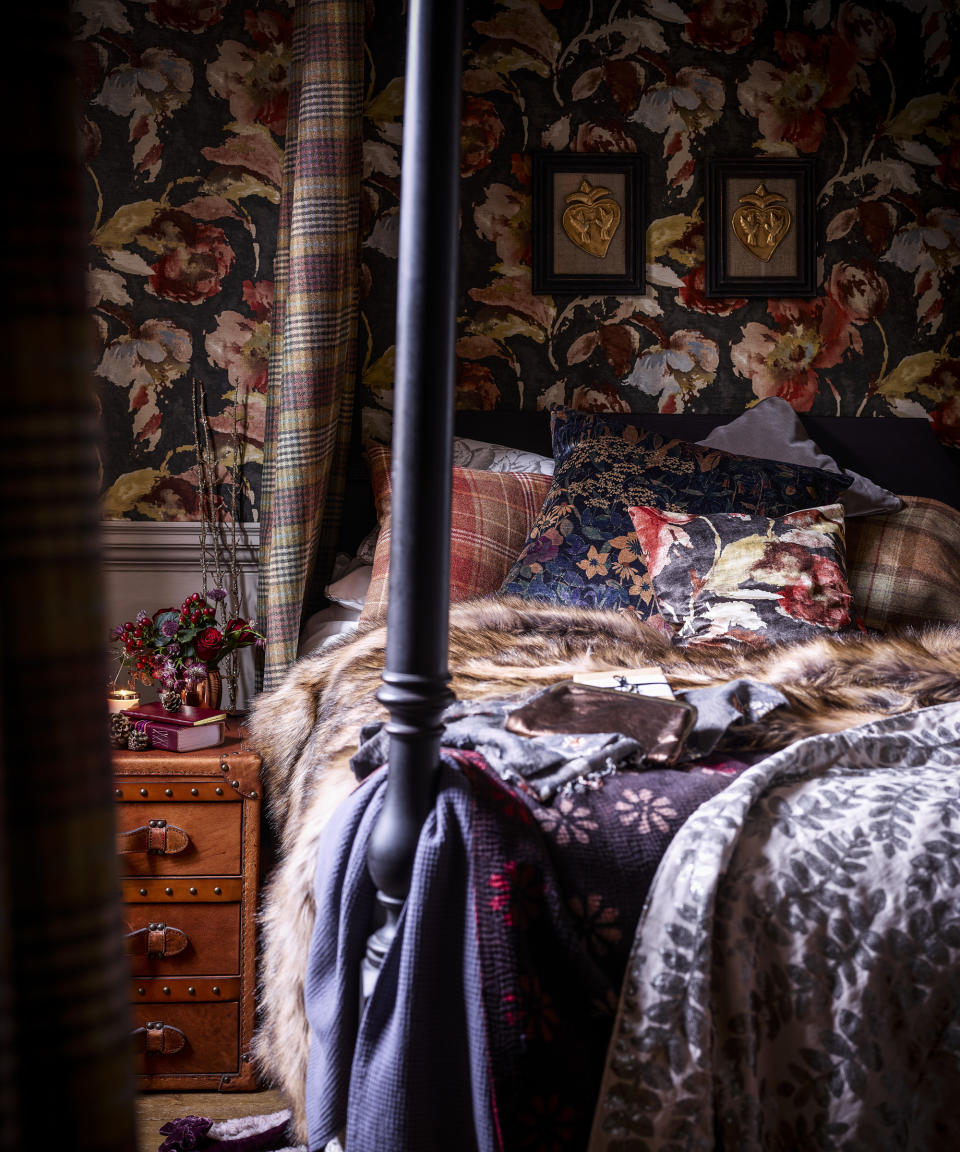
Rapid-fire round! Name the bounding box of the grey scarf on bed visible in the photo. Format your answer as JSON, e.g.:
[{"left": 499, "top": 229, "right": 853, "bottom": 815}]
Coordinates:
[{"left": 351, "top": 678, "right": 787, "bottom": 802}]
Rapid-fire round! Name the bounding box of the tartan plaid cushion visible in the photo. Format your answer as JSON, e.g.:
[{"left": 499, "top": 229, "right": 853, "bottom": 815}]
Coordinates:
[
  {"left": 360, "top": 444, "right": 551, "bottom": 622},
  {"left": 846, "top": 496, "right": 960, "bottom": 630}
]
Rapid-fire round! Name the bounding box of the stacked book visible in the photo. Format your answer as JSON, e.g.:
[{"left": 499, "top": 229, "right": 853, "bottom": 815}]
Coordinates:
[{"left": 122, "top": 700, "right": 228, "bottom": 752}]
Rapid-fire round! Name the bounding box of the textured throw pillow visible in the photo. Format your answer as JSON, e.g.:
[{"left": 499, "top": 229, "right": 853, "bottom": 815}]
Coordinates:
[
  {"left": 846, "top": 495, "right": 960, "bottom": 630},
  {"left": 452, "top": 436, "right": 555, "bottom": 475},
  {"left": 499, "top": 408, "right": 853, "bottom": 616},
  {"left": 696, "top": 397, "right": 902, "bottom": 517},
  {"left": 629, "top": 503, "right": 857, "bottom": 646},
  {"left": 360, "top": 444, "right": 552, "bottom": 622}
]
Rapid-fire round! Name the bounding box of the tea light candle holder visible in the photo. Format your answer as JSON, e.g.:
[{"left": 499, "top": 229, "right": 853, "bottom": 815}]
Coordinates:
[{"left": 107, "top": 688, "right": 140, "bottom": 713}]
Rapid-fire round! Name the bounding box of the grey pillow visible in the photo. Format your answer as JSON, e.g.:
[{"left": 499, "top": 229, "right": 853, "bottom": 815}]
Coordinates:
[{"left": 697, "top": 398, "right": 902, "bottom": 517}]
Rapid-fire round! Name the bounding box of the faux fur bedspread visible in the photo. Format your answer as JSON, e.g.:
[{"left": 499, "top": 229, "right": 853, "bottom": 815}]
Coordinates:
[{"left": 246, "top": 595, "right": 960, "bottom": 1138}]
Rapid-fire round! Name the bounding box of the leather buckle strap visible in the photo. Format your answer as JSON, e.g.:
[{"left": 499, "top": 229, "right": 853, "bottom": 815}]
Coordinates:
[
  {"left": 116, "top": 820, "right": 189, "bottom": 855},
  {"left": 124, "top": 923, "right": 189, "bottom": 958},
  {"left": 133, "top": 1021, "right": 186, "bottom": 1056}
]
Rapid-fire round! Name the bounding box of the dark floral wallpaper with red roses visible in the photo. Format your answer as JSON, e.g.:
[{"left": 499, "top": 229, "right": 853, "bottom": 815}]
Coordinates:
[
  {"left": 75, "top": 0, "right": 291, "bottom": 521},
  {"left": 359, "top": 0, "right": 960, "bottom": 460},
  {"left": 78, "top": 0, "right": 960, "bottom": 523}
]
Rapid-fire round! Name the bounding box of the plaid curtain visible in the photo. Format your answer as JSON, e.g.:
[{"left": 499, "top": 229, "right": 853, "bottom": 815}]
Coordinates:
[
  {"left": 0, "top": 3, "right": 137, "bottom": 1148},
  {"left": 258, "top": 0, "right": 364, "bottom": 691}
]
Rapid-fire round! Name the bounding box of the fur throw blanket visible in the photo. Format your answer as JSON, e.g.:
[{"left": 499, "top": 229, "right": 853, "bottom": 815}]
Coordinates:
[{"left": 247, "top": 595, "right": 960, "bottom": 1138}]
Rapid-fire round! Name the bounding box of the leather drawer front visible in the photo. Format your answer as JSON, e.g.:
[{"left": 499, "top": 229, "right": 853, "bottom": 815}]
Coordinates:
[
  {"left": 125, "top": 902, "right": 240, "bottom": 976},
  {"left": 116, "top": 801, "right": 242, "bottom": 876},
  {"left": 132, "top": 1001, "right": 239, "bottom": 1077}
]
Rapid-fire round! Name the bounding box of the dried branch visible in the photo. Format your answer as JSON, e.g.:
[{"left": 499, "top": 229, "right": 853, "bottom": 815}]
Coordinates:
[{"left": 192, "top": 377, "right": 250, "bottom": 712}]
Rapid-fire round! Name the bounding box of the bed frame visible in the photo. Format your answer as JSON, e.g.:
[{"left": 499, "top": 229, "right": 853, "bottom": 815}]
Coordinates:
[
  {"left": 360, "top": 0, "right": 960, "bottom": 990},
  {"left": 361, "top": 0, "right": 464, "bottom": 991}
]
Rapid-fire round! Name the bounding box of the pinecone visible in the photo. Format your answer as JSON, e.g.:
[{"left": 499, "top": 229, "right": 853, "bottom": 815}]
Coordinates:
[
  {"left": 109, "top": 712, "right": 132, "bottom": 749},
  {"left": 159, "top": 689, "right": 183, "bottom": 713},
  {"left": 127, "top": 724, "right": 150, "bottom": 751}
]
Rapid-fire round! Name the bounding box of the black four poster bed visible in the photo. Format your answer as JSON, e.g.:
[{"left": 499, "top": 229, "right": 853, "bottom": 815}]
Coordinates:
[{"left": 246, "top": 3, "right": 960, "bottom": 1150}]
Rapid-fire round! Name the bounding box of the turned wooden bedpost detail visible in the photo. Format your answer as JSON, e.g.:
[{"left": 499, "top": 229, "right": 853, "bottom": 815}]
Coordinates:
[{"left": 362, "top": 0, "right": 463, "bottom": 999}]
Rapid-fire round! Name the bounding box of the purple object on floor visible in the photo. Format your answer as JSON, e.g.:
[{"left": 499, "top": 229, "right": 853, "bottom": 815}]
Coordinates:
[{"left": 158, "top": 1111, "right": 299, "bottom": 1152}]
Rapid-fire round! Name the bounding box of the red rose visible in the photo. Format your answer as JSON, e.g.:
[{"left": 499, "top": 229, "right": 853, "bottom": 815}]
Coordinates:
[
  {"left": 225, "top": 618, "right": 258, "bottom": 644},
  {"left": 195, "top": 627, "right": 224, "bottom": 663},
  {"left": 774, "top": 553, "right": 853, "bottom": 630},
  {"left": 148, "top": 0, "right": 229, "bottom": 32},
  {"left": 679, "top": 266, "right": 746, "bottom": 316},
  {"left": 145, "top": 211, "right": 235, "bottom": 304},
  {"left": 455, "top": 362, "right": 498, "bottom": 409},
  {"left": 685, "top": 0, "right": 765, "bottom": 53},
  {"left": 460, "top": 97, "right": 504, "bottom": 177}
]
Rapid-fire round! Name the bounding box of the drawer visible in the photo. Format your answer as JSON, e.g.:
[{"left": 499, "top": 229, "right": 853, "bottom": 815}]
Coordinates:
[
  {"left": 124, "top": 902, "right": 240, "bottom": 976},
  {"left": 113, "top": 737, "right": 262, "bottom": 1093},
  {"left": 131, "top": 1001, "right": 239, "bottom": 1078},
  {"left": 115, "top": 801, "right": 242, "bottom": 875}
]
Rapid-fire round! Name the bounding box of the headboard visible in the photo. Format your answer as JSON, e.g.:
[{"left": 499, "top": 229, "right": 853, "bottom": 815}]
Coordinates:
[
  {"left": 453, "top": 409, "right": 960, "bottom": 510},
  {"left": 337, "top": 409, "right": 960, "bottom": 558}
]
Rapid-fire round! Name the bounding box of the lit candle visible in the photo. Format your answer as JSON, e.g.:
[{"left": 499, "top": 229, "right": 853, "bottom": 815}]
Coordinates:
[{"left": 107, "top": 688, "right": 140, "bottom": 713}]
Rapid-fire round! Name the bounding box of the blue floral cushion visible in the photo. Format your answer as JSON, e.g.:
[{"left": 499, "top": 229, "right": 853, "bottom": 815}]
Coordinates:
[
  {"left": 498, "top": 408, "right": 853, "bottom": 616},
  {"left": 629, "top": 503, "right": 857, "bottom": 646}
]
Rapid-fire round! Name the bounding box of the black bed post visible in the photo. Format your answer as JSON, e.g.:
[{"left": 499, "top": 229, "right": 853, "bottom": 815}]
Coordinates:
[{"left": 361, "top": 0, "right": 463, "bottom": 999}]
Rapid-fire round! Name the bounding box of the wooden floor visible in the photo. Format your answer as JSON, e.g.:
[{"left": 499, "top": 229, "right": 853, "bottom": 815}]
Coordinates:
[{"left": 135, "top": 1088, "right": 290, "bottom": 1151}]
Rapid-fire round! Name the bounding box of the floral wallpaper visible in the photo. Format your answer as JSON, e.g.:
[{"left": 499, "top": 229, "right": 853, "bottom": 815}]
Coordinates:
[
  {"left": 78, "top": 0, "right": 960, "bottom": 523},
  {"left": 75, "top": 0, "right": 292, "bottom": 521},
  {"left": 359, "top": 0, "right": 960, "bottom": 456}
]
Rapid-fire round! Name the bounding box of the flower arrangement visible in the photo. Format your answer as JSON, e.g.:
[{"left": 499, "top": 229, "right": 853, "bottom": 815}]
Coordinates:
[{"left": 112, "top": 588, "right": 263, "bottom": 693}]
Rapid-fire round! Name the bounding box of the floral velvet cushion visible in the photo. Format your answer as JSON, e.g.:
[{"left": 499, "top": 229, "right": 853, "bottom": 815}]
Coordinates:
[
  {"left": 498, "top": 408, "right": 853, "bottom": 616},
  {"left": 360, "top": 444, "right": 552, "bottom": 623},
  {"left": 629, "top": 502, "right": 857, "bottom": 646}
]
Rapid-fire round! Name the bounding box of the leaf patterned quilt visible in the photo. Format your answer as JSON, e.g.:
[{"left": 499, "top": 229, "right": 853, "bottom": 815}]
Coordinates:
[{"left": 591, "top": 701, "right": 960, "bottom": 1151}]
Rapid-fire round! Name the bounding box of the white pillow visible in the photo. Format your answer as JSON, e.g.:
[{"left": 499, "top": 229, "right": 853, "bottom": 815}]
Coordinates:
[
  {"left": 325, "top": 561, "right": 372, "bottom": 612},
  {"left": 298, "top": 605, "right": 361, "bottom": 656},
  {"left": 452, "top": 436, "right": 554, "bottom": 475}
]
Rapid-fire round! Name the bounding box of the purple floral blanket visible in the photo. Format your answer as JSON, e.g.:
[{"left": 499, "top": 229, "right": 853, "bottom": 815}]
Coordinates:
[
  {"left": 303, "top": 746, "right": 749, "bottom": 1151},
  {"left": 591, "top": 701, "right": 960, "bottom": 1150}
]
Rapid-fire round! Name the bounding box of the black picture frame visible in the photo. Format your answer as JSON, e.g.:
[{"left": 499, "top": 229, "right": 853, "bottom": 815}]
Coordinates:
[
  {"left": 705, "top": 157, "right": 816, "bottom": 298},
  {"left": 532, "top": 152, "right": 646, "bottom": 296}
]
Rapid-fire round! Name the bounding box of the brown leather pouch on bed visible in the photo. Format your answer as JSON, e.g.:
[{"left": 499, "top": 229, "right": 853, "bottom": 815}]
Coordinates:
[{"left": 504, "top": 681, "right": 696, "bottom": 765}]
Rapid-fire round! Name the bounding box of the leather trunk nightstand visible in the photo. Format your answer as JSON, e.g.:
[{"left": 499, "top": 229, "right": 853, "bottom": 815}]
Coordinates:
[{"left": 112, "top": 722, "right": 262, "bottom": 1091}]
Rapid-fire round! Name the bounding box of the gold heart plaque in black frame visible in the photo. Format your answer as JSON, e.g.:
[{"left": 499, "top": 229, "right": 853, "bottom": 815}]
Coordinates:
[{"left": 704, "top": 156, "right": 816, "bottom": 299}]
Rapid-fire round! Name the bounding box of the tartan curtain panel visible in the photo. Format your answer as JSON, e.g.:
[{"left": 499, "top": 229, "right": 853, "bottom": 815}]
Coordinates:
[
  {"left": 258, "top": 0, "right": 364, "bottom": 690},
  {"left": 0, "top": 3, "right": 137, "bottom": 1147}
]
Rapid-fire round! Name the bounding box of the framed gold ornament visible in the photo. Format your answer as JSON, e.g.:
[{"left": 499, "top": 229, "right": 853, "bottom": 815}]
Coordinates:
[
  {"left": 532, "top": 152, "right": 646, "bottom": 295},
  {"left": 704, "top": 157, "right": 816, "bottom": 298}
]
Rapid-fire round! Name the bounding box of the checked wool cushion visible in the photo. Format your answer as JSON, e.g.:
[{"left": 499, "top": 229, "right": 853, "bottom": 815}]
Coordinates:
[
  {"left": 845, "top": 495, "right": 960, "bottom": 631},
  {"left": 360, "top": 443, "right": 551, "bottom": 623}
]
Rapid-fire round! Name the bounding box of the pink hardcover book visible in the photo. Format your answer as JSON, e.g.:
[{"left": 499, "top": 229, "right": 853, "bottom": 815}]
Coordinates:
[{"left": 144, "top": 720, "right": 226, "bottom": 753}]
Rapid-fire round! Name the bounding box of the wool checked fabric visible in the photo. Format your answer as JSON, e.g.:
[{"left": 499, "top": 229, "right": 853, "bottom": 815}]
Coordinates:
[{"left": 259, "top": 0, "right": 364, "bottom": 690}]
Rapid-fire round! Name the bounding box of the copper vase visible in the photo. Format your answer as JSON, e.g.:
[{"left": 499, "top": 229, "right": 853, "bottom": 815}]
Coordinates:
[
  {"left": 197, "top": 669, "right": 223, "bottom": 710},
  {"left": 182, "top": 669, "right": 223, "bottom": 710}
]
